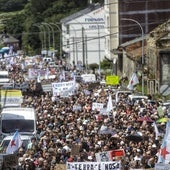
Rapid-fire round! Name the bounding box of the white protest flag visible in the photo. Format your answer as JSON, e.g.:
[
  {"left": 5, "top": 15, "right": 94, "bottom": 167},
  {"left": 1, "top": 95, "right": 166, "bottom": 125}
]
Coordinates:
[
  {"left": 127, "top": 72, "right": 139, "bottom": 90},
  {"left": 37, "top": 72, "right": 41, "bottom": 83},
  {"left": 67, "top": 79, "right": 76, "bottom": 95},
  {"left": 62, "top": 70, "right": 66, "bottom": 80},
  {"left": 157, "top": 121, "right": 170, "bottom": 164},
  {"left": 6, "top": 130, "right": 22, "bottom": 154},
  {"left": 152, "top": 121, "right": 160, "bottom": 140},
  {"left": 45, "top": 67, "right": 50, "bottom": 80},
  {"left": 106, "top": 94, "right": 113, "bottom": 113},
  {"left": 165, "top": 121, "right": 170, "bottom": 140}
]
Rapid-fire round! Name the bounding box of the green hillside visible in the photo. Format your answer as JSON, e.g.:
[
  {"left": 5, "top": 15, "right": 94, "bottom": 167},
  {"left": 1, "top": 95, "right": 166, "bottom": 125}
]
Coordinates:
[{"left": 0, "top": 0, "right": 103, "bottom": 56}]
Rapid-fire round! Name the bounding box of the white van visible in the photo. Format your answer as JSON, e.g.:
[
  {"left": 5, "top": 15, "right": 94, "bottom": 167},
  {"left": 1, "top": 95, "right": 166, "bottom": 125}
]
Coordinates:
[
  {"left": 0, "top": 107, "right": 36, "bottom": 136},
  {"left": 128, "top": 94, "right": 148, "bottom": 102},
  {"left": 0, "top": 71, "right": 10, "bottom": 85}
]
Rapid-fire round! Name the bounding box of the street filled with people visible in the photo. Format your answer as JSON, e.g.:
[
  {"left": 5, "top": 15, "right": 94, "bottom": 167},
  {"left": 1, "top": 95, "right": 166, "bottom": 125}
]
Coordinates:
[{"left": 0, "top": 54, "right": 169, "bottom": 170}]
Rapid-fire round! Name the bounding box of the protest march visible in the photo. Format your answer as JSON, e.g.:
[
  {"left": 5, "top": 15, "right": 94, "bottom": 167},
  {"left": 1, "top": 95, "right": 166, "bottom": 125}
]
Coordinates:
[{"left": 0, "top": 55, "right": 169, "bottom": 170}]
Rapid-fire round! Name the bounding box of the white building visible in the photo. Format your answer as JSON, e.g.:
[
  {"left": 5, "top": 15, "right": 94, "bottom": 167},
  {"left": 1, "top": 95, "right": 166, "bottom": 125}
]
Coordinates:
[
  {"left": 104, "top": 0, "right": 119, "bottom": 61},
  {"left": 60, "top": 4, "right": 106, "bottom": 67}
]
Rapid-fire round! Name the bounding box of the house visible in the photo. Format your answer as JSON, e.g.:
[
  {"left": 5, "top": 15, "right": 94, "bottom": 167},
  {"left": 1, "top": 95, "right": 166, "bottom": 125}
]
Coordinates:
[
  {"left": 146, "top": 19, "right": 170, "bottom": 96},
  {"left": 105, "top": 0, "right": 170, "bottom": 74},
  {"left": 117, "top": 19, "right": 170, "bottom": 95},
  {"left": 0, "top": 34, "right": 19, "bottom": 53},
  {"left": 60, "top": 3, "right": 106, "bottom": 67},
  {"left": 117, "top": 35, "right": 148, "bottom": 80}
]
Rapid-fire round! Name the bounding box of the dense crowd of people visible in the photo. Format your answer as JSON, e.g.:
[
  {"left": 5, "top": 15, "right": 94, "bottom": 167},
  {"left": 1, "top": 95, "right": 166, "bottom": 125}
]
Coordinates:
[{"left": 0, "top": 57, "right": 169, "bottom": 170}]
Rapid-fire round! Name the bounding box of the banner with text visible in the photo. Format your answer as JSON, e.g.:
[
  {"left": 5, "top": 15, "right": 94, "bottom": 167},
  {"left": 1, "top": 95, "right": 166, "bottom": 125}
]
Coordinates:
[
  {"left": 52, "top": 80, "right": 75, "bottom": 97},
  {"left": 1, "top": 90, "right": 23, "bottom": 107},
  {"left": 66, "top": 161, "right": 120, "bottom": 170},
  {"left": 92, "top": 102, "right": 104, "bottom": 111},
  {"left": 81, "top": 74, "right": 96, "bottom": 82}
]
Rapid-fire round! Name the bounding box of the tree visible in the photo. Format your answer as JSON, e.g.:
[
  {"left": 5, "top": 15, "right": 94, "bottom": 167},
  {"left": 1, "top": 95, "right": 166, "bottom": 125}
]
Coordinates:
[
  {"left": 100, "top": 59, "right": 112, "bottom": 69},
  {"left": 88, "top": 63, "right": 98, "bottom": 73}
]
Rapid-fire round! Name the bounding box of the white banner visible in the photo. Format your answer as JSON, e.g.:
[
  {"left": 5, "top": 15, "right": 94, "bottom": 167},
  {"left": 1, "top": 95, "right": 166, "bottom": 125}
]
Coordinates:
[
  {"left": 28, "top": 68, "right": 46, "bottom": 79},
  {"left": 92, "top": 102, "right": 104, "bottom": 111},
  {"left": 81, "top": 74, "right": 96, "bottom": 82},
  {"left": 66, "top": 161, "right": 120, "bottom": 170},
  {"left": 52, "top": 80, "right": 75, "bottom": 97},
  {"left": 1, "top": 97, "right": 23, "bottom": 107}
]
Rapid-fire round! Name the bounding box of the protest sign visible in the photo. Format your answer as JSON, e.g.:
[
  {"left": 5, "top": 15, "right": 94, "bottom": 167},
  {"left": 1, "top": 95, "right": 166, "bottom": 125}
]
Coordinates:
[
  {"left": 3, "top": 154, "right": 18, "bottom": 168},
  {"left": 92, "top": 102, "right": 104, "bottom": 111},
  {"left": 54, "top": 164, "right": 66, "bottom": 170},
  {"left": 71, "top": 144, "right": 81, "bottom": 156},
  {"left": 96, "top": 151, "right": 110, "bottom": 162},
  {"left": 73, "top": 105, "right": 82, "bottom": 111},
  {"left": 81, "top": 74, "right": 96, "bottom": 82},
  {"left": 96, "top": 150, "right": 125, "bottom": 162},
  {"left": 52, "top": 80, "right": 75, "bottom": 97},
  {"left": 109, "top": 149, "right": 125, "bottom": 159},
  {"left": 106, "top": 76, "right": 119, "bottom": 85}
]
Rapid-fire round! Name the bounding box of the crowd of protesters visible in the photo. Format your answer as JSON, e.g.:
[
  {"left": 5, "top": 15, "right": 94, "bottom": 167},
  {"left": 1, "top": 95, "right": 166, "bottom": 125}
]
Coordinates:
[{"left": 0, "top": 56, "right": 169, "bottom": 170}]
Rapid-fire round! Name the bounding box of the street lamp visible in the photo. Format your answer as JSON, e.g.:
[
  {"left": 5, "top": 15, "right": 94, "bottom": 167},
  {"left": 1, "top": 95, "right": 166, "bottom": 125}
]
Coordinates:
[
  {"left": 69, "top": 20, "right": 86, "bottom": 70},
  {"left": 49, "top": 23, "right": 62, "bottom": 58},
  {"left": 121, "top": 18, "right": 144, "bottom": 95},
  {"left": 42, "top": 23, "right": 55, "bottom": 50},
  {"left": 70, "top": 26, "right": 78, "bottom": 65},
  {"left": 33, "top": 24, "right": 43, "bottom": 50}
]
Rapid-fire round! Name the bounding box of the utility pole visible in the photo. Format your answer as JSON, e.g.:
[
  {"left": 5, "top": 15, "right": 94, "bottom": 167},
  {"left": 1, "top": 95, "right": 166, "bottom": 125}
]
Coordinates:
[
  {"left": 85, "top": 35, "right": 88, "bottom": 72},
  {"left": 98, "top": 25, "right": 101, "bottom": 79},
  {"left": 82, "top": 27, "right": 85, "bottom": 68}
]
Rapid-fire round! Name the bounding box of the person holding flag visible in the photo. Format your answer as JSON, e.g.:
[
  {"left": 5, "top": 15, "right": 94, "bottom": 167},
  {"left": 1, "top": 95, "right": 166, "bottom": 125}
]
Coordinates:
[{"left": 6, "top": 130, "right": 22, "bottom": 154}]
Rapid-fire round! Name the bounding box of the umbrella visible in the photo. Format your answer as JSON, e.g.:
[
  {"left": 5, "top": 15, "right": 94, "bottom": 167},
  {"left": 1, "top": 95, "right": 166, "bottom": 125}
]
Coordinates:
[
  {"left": 137, "top": 116, "right": 154, "bottom": 123},
  {"left": 1, "top": 47, "right": 10, "bottom": 50},
  {"left": 156, "top": 117, "right": 169, "bottom": 123},
  {"left": 125, "top": 134, "right": 143, "bottom": 142}
]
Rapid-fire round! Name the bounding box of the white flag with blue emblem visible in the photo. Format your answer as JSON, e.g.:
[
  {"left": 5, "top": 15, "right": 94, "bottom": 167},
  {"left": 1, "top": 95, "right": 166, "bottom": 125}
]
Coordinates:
[{"left": 6, "top": 130, "right": 22, "bottom": 154}]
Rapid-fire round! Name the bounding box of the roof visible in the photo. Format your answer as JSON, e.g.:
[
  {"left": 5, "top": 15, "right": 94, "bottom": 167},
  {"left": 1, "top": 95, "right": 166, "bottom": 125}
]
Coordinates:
[
  {"left": 126, "top": 45, "right": 147, "bottom": 59},
  {"left": 60, "top": 3, "right": 103, "bottom": 24},
  {"left": 1, "top": 107, "right": 35, "bottom": 120},
  {"left": 2, "top": 36, "right": 19, "bottom": 44},
  {"left": 117, "top": 35, "right": 149, "bottom": 59},
  {"left": 119, "top": 34, "right": 149, "bottom": 48}
]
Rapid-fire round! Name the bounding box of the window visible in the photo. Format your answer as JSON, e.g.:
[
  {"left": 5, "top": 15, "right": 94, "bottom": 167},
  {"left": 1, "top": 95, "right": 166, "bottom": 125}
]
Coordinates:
[
  {"left": 2, "top": 119, "right": 34, "bottom": 133},
  {"left": 66, "top": 25, "right": 70, "bottom": 34}
]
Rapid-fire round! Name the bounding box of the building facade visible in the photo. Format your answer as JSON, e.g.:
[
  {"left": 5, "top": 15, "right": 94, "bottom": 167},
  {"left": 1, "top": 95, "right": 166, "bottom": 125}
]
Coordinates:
[
  {"left": 61, "top": 4, "right": 106, "bottom": 67},
  {"left": 104, "top": 0, "right": 170, "bottom": 75},
  {"left": 146, "top": 19, "right": 170, "bottom": 95}
]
